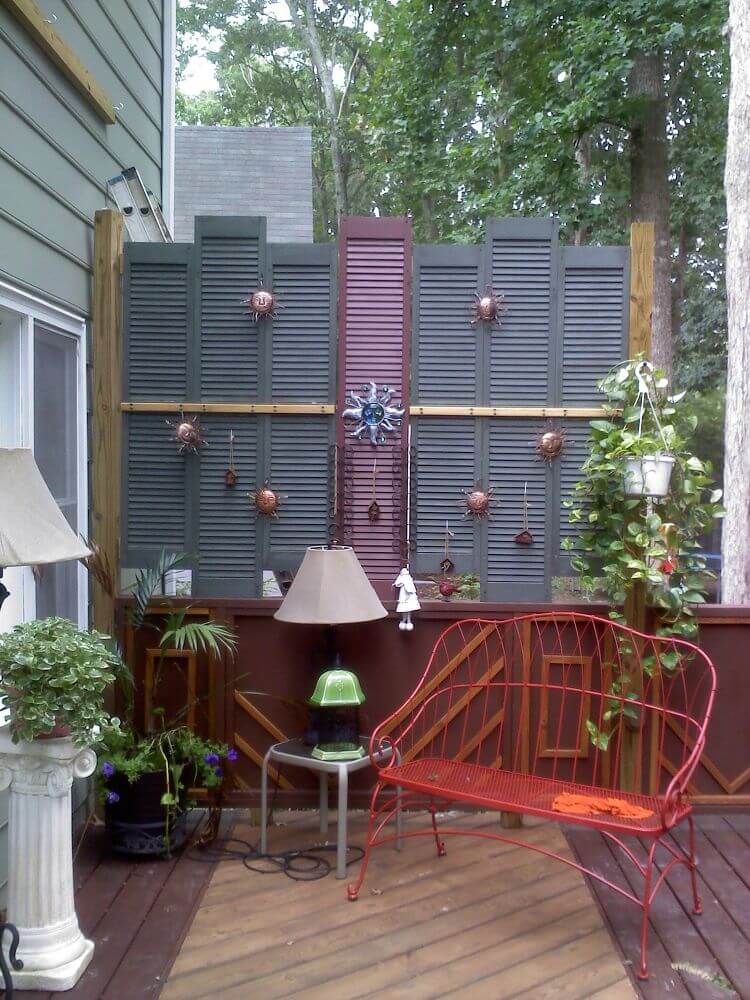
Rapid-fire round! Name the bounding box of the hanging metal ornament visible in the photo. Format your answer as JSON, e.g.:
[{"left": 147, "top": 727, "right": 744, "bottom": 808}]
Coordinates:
[
  {"left": 535, "top": 424, "right": 567, "bottom": 463},
  {"left": 225, "top": 430, "right": 238, "bottom": 487},
  {"left": 440, "top": 520, "right": 455, "bottom": 574},
  {"left": 470, "top": 286, "right": 507, "bottom": 329},
  {"left": 167, "top": 412, "right": 206, "bottom": 454},
  {"left": 367, "top": 460, "right": 381, "bottom": 523},
  {"left": 342, "top": 381, "right": 405, "bottom": 446},
  {"left": 242, "top": 287, "right": 280, "bottom": 323},
  {"left": 460, "top": 482, "right": 498, "bottom": 520},
  {"left": 514, "top": 481, "right": 535, "bottom": 545},
  {"left": 248, "top": 481, "right": 287, "bottom": 518}
]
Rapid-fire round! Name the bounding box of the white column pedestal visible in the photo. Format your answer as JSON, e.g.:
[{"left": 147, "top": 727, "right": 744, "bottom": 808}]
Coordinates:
[{"left": 0, "top": 729, "right": 96, "bottom": 991}]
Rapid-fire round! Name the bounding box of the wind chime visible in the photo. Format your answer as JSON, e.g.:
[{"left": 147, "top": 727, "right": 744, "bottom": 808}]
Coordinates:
[
  {"left": 225, "top": 430, "right": 238, "bottom": 487},
  {"left": 367, "top": 460, "right": 380, "bottom": 523},
  {"left": 514, "top": 482, "right": 534, "bottom": 545}
]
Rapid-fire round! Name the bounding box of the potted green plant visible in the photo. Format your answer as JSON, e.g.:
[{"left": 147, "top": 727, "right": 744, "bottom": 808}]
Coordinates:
[
  {"left": 97, "top": 552, "right": 237, "bottom": 856},
  {"left": 0, "top": 617, "right": 118, "bottom": 744}
]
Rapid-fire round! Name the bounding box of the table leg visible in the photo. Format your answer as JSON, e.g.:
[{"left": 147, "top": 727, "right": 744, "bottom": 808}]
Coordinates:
[
  {"left": 260, "top": 747, "right": 272, "bottom": 855},
  {"left": 319, "top": 772, "right": 329, "bottom": 835},
  {"left": 336, "top": 765, "right": 348, "bottom": 879}
]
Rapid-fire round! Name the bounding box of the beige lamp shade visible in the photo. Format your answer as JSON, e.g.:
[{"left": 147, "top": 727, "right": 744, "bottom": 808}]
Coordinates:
[
  {"left": 274, "top": 545, "right": 387, "bottom": 625},
  {"left": 0, "top": 448, "right": 91, "bottom": 567}
]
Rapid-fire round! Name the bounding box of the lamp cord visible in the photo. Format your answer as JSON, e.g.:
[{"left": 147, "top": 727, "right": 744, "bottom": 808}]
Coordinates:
[{"left": 187, "top": 763, "right": 364, "bottom": 881}]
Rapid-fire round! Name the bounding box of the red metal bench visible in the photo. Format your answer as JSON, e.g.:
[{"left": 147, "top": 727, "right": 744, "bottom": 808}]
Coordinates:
[{"left": 347, "top": 612, "right": 716, "bottom": 980}]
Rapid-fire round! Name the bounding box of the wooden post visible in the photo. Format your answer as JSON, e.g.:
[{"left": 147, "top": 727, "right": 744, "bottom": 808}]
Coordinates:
[
  {"left": 629, "top": 221, "right": 654, "bottom": 359},
  {"left": 91, "top": 210, "right": 123, "bottom": 637},
  {"left": 619, "top": 224, "right": 654, "bottom": 790}
]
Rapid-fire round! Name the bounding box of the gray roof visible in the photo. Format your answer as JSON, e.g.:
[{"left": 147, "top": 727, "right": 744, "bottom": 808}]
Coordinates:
[{"left": 173, "top": 126, "right": 314, "bottom": 243}]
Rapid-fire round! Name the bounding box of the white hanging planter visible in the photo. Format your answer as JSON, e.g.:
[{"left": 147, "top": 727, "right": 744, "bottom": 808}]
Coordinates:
[{"left": 624, "top": 454, "right": 675, "bottom": 497}]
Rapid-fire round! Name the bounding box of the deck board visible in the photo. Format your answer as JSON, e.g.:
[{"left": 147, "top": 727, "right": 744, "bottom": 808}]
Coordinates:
[
  {"left": 163, "top": 810, "right": 634, "bottom": 1000},
  {"left": 568, "top": 815, "right": 750, "bottom": 999}
]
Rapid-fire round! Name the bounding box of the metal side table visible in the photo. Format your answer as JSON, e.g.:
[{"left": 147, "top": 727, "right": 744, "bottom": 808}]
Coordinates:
[{"left": 260, "top": 737, "right": 402, "bottom": 878}]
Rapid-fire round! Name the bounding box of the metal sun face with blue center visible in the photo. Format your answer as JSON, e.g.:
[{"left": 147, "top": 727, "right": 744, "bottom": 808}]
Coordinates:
[{"left": 342, "top": 381, "right": 405, "bottom": 446}]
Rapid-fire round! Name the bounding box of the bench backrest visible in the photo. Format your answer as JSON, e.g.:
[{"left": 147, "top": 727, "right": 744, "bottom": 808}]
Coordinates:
[{"left": 372, "top": 612, "right": 716, "bottom": 799}]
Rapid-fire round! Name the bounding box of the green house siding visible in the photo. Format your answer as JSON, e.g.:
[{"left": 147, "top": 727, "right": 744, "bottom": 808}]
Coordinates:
[{"left": 0, "top": 0, "right": 166, "bottom": 316}]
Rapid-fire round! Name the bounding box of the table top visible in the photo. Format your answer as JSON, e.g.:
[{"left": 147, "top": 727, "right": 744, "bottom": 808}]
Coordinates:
[{"left": 267, "top": 736, "right": 393, "bottom": 772}]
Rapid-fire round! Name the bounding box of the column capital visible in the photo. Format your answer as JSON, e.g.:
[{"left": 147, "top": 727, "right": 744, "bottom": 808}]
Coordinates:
[{"left": 0, "top": 728, "right": 96, "bottom": 797}]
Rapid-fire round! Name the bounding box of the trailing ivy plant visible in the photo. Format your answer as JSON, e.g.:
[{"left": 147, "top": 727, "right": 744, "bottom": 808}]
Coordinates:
[
  {"left": 563, "top": 357, "right": 723, "bottom": 642},
  {"left": 563, "top": 359, "right": 723, "bottom": 752}
]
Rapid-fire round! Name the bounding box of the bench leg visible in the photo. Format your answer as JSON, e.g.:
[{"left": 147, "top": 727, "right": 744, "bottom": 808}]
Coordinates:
[
  {"left": 347, "top": 781, "right": 383, "bottom": 901},
  {"left": 429, "top": 803, "right": 447, "bottom": 857},
  {"left": 638, "top": 841, "right": 658, "bottom": 980}
]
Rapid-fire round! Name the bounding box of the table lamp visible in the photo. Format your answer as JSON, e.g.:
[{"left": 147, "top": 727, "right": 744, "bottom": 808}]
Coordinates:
[
  {"left": 0, "top": 448, "right": 91, "bottom": 612},
  {"left": 274, "top": 545, "right": 387, "bottom": 760}
]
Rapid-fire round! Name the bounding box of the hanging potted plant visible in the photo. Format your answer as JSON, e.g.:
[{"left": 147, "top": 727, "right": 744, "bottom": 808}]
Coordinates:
[
  {"left": 615, "top": 360, "right": 677, "bottom": 497},
  {"left": 0, "top": 618, "right": 118, "bottom": 744},
  {"left": 94, "top": 552, "right": 238, "bottom": 856}
]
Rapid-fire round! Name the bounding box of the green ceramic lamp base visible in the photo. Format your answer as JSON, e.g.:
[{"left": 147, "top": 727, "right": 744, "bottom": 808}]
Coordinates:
[{"left": 311, "top": 742, "right": 366, "bottom": 761}]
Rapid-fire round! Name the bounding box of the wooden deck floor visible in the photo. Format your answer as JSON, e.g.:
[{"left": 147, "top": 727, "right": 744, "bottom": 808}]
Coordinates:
[
  {"left": 22, "top": 815, "right": 221, "bottom": 1000},
  {"left": 163, "top": 810, "right": 634, "bottom": 999},
  {"left": 568, "top": 813, "right": 750, "bottom": 1000}
]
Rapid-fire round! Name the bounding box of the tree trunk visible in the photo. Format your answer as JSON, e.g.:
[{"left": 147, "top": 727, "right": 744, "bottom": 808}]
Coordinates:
[
  {"left": 672, "top": 220, "right": 688, "bottom": 344},
  {"left": 629, "top": 50, "right": 672, "bottom": 376},
  {"left": 722, "top": 0, "right": 750, "bottom": 604}
]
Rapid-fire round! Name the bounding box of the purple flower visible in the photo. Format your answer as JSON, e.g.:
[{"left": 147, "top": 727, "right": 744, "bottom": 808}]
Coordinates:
[
  {"left": 101, "top": 761, "right": 115, "bottom": 778},
  {"left": 226, "top": 748, "right": 238, "bottom": 762},
  {"left": 204, "top": 752, "right": 220, "bottom": 766},
  {"left": 214, "top": 767, "right": 223, "bottom": 779},
  {"left": 106, "top": 791, "right": 120, "bottom": 805}
]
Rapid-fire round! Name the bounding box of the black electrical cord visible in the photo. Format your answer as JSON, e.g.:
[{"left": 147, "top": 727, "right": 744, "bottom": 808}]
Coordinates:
[{"left": 186, "top": 763, "right": 364, "bottom": 881}]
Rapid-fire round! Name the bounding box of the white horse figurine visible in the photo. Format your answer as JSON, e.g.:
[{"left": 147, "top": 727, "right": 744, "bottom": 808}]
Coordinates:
[{"left": 393, "top": 567, "right": 420, "bottom": 631}]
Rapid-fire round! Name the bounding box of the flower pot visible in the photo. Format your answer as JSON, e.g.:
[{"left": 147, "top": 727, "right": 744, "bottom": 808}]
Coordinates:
[
  {"left": 104, "top": 769, "right": 192, "bottom": 857},
  {"left": 624, "top": 454, "right": 675, "bottom": 498},
  {"left": 2, "top": 687, "right": 72, "bottom": 740}
]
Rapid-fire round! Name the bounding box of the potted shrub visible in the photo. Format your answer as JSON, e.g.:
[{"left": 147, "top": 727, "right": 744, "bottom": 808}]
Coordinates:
[
  {"left": 96, "top": 552, "right": 237, "bottom": 856},
  {"left": 0, "top": 617, "right": 118, "bottom": 744}
]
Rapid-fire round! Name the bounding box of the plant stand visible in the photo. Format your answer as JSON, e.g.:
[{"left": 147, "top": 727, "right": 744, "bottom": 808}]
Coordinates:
[{"left": 0, "top": 729, "right": 96, "bottom": 991}]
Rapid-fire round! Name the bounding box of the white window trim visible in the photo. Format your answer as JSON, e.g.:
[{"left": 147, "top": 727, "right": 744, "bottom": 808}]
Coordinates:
[
  {"left": 162, "top": 0, "right": 177, "bottom": 235},
  {"left": 0, "top": 280, "right": 88, "bottom": 629}
]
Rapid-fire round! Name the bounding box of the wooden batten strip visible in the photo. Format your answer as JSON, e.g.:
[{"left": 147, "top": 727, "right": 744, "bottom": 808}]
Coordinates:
[
  {"left": 234, "top": 690, "right": 286, "bottom": 744},
  {"left": 409, "top": 406, "right": 608, "bottom": 418},
  {"left": 403, "top": 658, "right": 505, "bottom": 763},
  {"left": 383, "top": 623, "right": 499, "bottom": 735},
  {"left": 121, "top": 402, "right": 336, "bottom": 415},
  {"left": 2, "top": 0, "right": 117, "bottom": 123},
  {"left": 234, "top": 733, "right": 293, "bottom": 790}
]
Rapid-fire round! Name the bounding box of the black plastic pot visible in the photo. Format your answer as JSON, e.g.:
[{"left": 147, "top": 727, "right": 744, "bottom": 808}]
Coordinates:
[{"left": 104, "top": 769, "right": 192, "bottom": 858}]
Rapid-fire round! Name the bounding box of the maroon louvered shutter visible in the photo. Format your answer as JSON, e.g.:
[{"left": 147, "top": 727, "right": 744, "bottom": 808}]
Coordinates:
[{"left": 337, "top": 217, "right": 412, "bottom": 591}]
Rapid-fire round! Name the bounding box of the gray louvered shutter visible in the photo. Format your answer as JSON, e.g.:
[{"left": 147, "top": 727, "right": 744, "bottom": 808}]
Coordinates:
[
  {"left": 269, "top": 244, "right": 336, "bottom": 402},
  {"left": 561, "top": 247, "right": 629, "bottom": 405},
  {"left": 485, "top": 420, "right": 548, "bottom": 601},
  {"left": 554, "top": 421, "right": 591, "bottom": 574},
  {"left": 197, "top": 217, "right": 266, "bottom": 400},
  {"left": 412, "top": 418, "right": 479, "bottom": 575},
  {"left": 265, "top": 415, "right": 333, "bottom": 570},
  {"left": 123, "top": 243, "right": 190, "bottom": 400},
  {"left": 412, "top": 245, "right": 481, "bottom": 404},
  {"left": 196, "top": 414, "right": 259, "bottom": 596},
  {"left": 122, "top": 413, "right": 187, "bottom": 566},
  {"left": 487, "top": 219, "right": 559, "bottom": 404}
]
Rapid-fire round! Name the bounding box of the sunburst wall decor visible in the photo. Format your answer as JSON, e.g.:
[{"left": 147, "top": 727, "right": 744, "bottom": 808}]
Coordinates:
[{"left": 342, "top": 381, "right": 405, "bottom": 446}]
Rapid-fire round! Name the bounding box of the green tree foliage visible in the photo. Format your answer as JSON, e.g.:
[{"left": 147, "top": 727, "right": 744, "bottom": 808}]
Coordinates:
[{"left": 176, "top": 0, "right": 729, "bottom": 388}]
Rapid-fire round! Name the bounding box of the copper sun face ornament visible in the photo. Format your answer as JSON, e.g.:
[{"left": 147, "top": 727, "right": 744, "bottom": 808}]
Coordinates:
[
  {"left": 471, "top": 286, "right": 506, "bottom": 329},
  {"left": 243, "top": 288, "right": 279, "bottom": 323},
  {"left": 535, "top": 426, "right": 567, "bottom": 463},
  {"left": 460, "top": 482, "right": 498, "bottom": 520},
  {"left": 248, "top": 481, "right": 287, "bottom": 519},
  {"left": 167, "top": 415, "right": 206, "bottom": 454}
]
